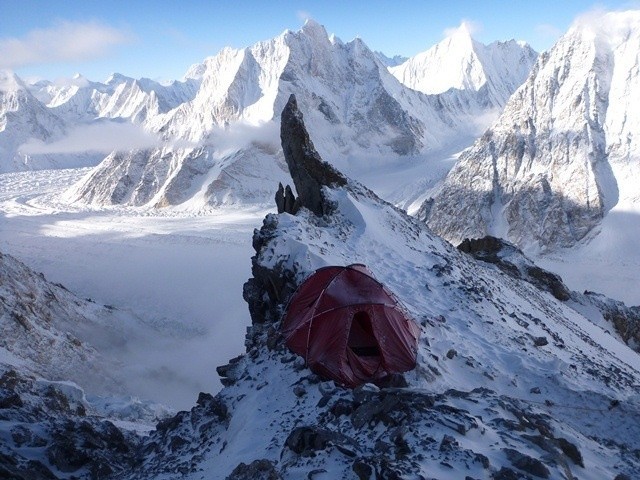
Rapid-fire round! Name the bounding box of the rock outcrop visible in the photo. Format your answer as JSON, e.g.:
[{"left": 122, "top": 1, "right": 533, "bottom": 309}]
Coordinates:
[
  {"left": 280, "top": 94, "right": 347, "bottom": 216},
  {"left": 458, "top": 235, "right": 640, "bottom": 351},
  {"left": 0, "top": 367, "right": 140, "bottom": 479}
]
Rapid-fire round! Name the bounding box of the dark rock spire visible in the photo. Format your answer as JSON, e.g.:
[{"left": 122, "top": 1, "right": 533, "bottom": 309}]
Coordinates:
[{"left": 280, "top": 94, "right": 347, "bottom": 216}]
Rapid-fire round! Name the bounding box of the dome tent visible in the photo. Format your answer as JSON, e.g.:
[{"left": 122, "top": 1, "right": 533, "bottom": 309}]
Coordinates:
[{"left": 282, "top": 264, "right": 420, "bottom": 387}]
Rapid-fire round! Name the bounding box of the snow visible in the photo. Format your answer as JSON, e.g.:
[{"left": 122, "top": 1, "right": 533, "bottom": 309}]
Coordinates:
[
  {"left": 0, "top": 167, "right": 268, "bottom": 409},
  {"left": 536, "top": 204, "right": 640, "bottom": 306},
  {"left": 1, "top": 15, "right": 639, "bottom": 477},
  {"left": 162, "top": 165, "right": 640, "bottom": 478},
  {"left": 417, "top": 10, "right": 640, "bottom": 305},
  {"left": 389, "top": 22, "right": 537, "bottom": 106}
]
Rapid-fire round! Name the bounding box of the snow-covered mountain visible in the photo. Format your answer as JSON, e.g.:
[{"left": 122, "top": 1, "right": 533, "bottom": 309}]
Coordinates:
[
  {"left": 0, "top": 71, "right": 72, "bottom": 173},
  {"left": 125, "top": 95, "right": 640, "bottom": 479},
  {"left": 390, "top": 22, "right": 537, "bottom": 106},
  {"left": 33, "top": 73, "right": 200, "bottom": 124},
  {"left": 422, "top": 11, "right": 640, "bottom": 251},
  {"left": 373, "top": 51, "right": 408, "bottom": 67},
  {"left": 0, "top": 251, "right": 119, "bottom": 391},
  {"left": 2, "top": 93, "right": 639, "bottom": 480},
  {"left": 63, "top": 20, "right": 536, "bottom": 210}
]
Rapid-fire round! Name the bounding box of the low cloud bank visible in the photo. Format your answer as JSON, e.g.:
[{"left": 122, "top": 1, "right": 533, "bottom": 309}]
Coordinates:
[{"left": 20, "top": 122, "right": 160, "bottom": 155}]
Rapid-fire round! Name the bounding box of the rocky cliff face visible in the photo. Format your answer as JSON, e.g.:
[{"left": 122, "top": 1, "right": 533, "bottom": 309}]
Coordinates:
[{"left": 422, "top": 11, "right": 640, "bottom": 251}]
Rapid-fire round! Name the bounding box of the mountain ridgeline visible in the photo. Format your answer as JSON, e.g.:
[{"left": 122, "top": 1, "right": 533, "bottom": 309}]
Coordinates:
[
  {"left": 422, "top": 11, "right": 640, "bottom": 251},
  {"left": 1, "top": 20, "right": 536, "bottom": 211}
]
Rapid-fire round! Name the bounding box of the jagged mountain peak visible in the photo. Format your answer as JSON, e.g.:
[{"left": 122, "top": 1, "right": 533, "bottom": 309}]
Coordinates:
[
  {"left": 389, "top": 22, "right": 537, "bottom": 109},
  {"left": 105, "top": 72, "right": 134, "bottom": 85},
  {"left": 300, "top": 17, "right": 329, "bottom": 39},
  {"left": 423, "top": 9, "right": 640, "bottom": 251},
  {"left": 0, "top": 70, "right": 27, "bottom": 92},
  {"left": 65, "top": 17, "right": 538, "bottom": 210}
]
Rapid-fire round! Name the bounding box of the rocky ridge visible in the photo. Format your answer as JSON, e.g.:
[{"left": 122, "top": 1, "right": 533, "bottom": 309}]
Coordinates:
[
  {"left": 458, "top": 236, "right": 640, "bottom": 351},
  {"left": 127, "top": 96, "right": 640, "bottom": 479}
]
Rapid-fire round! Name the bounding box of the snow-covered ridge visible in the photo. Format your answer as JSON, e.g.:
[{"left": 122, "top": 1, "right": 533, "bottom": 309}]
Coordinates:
[
  {"left": 423, "top": 10, "right": 640, "bottom": 251},
  {"left": 130, "top": 96, "right": 640, "bottom": 479},
  {"left": 60, "top": 19, "right": 537, "bottom": 211},
  {"left": 390, "top": 22, "right": 537, "bottom": 106},
  {"left": 0, "top": 250, "right": 120, "bottom": 392}
]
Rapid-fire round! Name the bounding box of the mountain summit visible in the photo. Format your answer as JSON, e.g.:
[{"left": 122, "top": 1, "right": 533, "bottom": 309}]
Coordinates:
[
  {"left": 63, "top": 21, "right": 533, "bottom": 210},
  {"left": 390, "top": 22, "right": 537, "bottom": 106},
  {"left": 422, "top": 10, "right": 640, "bottom": 251}
]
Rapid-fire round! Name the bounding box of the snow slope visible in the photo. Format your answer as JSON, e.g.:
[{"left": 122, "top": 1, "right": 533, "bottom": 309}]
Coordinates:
[
  {"left": 0, "top": 71, "right": 77, "bottom": 173},
  {"left": 0, "top": 167, "right": 264, "bottom": 409},
  {"left": 423, "top": 10, "right": 640, "bottom": 254},
  {"left": 128, "top": 96, "right": 640, "bottom": 480},
  {"left": 390, "top": 22, "right": 537, "bottom": 107}
]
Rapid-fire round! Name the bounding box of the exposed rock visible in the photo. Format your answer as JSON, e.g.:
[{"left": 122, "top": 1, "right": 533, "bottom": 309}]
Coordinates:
[
  {"left": 533, "top": 336, "right": 549, "bottom": 347},
  {"left": 352, "top": 460, "right": 373, "bottom": 480},
  {"left": 227, "top": 459, "right": 281, "bottom": 480},
  {"left": 458, "top": 236, "right": 570, "bottom": 301},
  {"left": 0, "top": 367, "right": 139, "bottom": 479},
  {"left": 280, "top": 94, "right": 347, "bottom": 216},
  {"left": 458, "top": 235, "right": 640, "bottom": 351},
  {"left": 284, "top": 425, "right": 355, "bottom": 457},
  {"left": 275, "top": 182, "right": 299, "bottom": 214},
  {"left": 503, "top": 448, "right": 550, "bottom": 478},
  {"left": 556, "top": 437, "right": 584, "bottom": 467}
]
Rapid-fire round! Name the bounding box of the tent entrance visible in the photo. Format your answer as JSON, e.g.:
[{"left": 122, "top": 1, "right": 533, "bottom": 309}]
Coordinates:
[{"left": 348, "top": 311, "right": 381, "bottom": 357}]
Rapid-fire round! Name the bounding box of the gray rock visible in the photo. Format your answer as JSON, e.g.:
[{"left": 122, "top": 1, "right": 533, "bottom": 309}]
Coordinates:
[
  {"left": 503, "top": 448, "right": 550, "bottom": 478},
  {"left": 280, "top": 94, "right": 347, "bottom": 216},
  {"left": 226, "top": 459, "right": 281, "bottom": 480}
]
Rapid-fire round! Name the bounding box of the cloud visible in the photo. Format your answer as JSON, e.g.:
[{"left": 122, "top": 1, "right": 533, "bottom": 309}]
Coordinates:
[
  {"left": 0, "top": 21, "right": 131, "bottom": 69},
  {"left": 443, "top": 20, "right": 482, "bottom": 38},
  {"left": 534, "top": 23, "right": 563, "bottom": 41},
  {"left": 20, "top": 122, "right": 160, "bottom": 155},
  {"left": 203, "top": 120, "right": 280, "bottom": 157},
  {"left": 571, "top": 6, "right": 640, "bottom": 45},
  {"left": 297, "top": 10, "right": 312, "bottom": 22}
]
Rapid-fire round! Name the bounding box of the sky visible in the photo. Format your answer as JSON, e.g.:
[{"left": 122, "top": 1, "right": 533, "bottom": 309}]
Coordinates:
[{"left": 1, "top": 0, "right": 638, "bottom": 83}]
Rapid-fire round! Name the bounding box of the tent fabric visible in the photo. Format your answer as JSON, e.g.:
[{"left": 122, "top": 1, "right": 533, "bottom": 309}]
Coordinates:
[{"left": 282, "top": 264, "right": 420, "bottom": 387}]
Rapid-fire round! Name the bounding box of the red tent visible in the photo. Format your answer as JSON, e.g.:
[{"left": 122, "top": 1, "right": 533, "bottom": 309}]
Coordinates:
[{"left": 282, "top": 264, "right": 420, "bottom": 388}]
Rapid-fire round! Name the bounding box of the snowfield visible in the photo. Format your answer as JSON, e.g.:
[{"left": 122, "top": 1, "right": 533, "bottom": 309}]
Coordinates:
[{"left": 0, "top": 167, "right": 268, "bottom": 409}]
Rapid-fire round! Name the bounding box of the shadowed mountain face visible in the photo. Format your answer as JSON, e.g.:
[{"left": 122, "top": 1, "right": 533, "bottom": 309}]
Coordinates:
[{"left": 423, "top": 11, "right": 640, "bottom": 252}]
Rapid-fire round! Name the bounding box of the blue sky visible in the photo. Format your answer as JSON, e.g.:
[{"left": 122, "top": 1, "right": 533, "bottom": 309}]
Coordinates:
[{"left": 1, "top": 0, "right": 637, "bottom": 82}]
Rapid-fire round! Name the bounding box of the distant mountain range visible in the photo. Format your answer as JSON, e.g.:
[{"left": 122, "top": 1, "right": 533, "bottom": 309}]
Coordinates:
[
  {"left": 1, "top": 20, "right": 536, "bottom": 211},
  {"left": 4, "top": 13, "right": 639, "bottom": 252}
]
